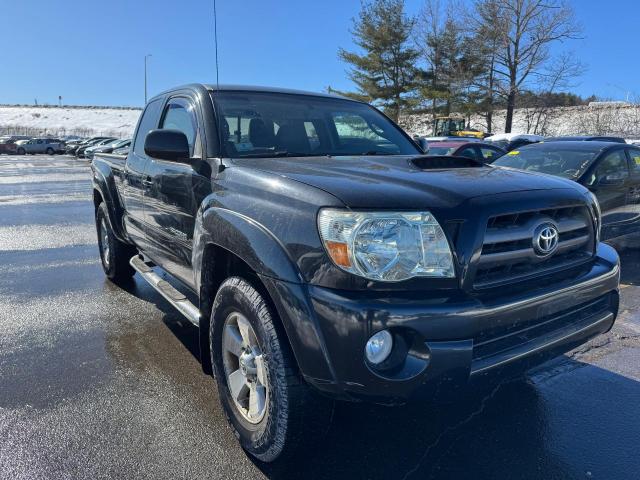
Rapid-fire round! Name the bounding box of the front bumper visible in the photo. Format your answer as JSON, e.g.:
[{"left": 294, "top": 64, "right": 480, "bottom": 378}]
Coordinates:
[{"left": 263, "top": 243, "right": 620, "bottom": 403}]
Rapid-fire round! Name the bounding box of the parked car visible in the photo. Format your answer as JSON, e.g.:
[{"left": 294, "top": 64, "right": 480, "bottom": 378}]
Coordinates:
[
  {"left": 17, "top": 138, "right": 65, "bottom": 155},
  {"left": 0, "top": 137, "right": 18, "bottom": 155},
  {"left": 485, "top": 133, "right": 544, "bottom": 152},
  {"left": 76, "top": 137, "right": 116, "bottom": 158},
  {"left": 63, "top": 139, "right": 84, "bottom": 151},
  {"left": 493, "top": 141, "right": 640, "bottom": 241},
  {"left": 68, "top": 138, "right": 110, "bottom": 156},
  {"left": 85, "top": 138, "right": 131, "bottom": 160},
  {"left": 93, "top": 84, "right": 619, "bottom": 463},
  {"left": 112, "top": 144, "right": 130, "bottom": 156},
  {"left": 545, "top": 135, "right": 626, "bottom": 144},
  {"left": 426, "top": 140, "right": 506, "bottom": 162}
]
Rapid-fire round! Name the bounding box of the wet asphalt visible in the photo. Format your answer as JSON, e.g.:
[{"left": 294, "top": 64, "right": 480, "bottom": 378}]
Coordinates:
[{"left": 0, "top": 154, "right": 639, "bottom": 480}]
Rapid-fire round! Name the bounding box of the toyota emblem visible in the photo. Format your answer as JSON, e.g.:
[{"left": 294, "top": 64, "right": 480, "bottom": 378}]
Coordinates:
[{"left": 533, "top": 223, "right": 559, "bottom": 257}]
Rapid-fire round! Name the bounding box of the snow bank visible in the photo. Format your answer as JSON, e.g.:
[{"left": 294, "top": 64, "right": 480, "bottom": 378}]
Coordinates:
[
  {"left": 400, "top": 103, "right": 640, "bottom": 140},
  {"left": 0, "top": 105, "right": 141, "bottom": 138}
]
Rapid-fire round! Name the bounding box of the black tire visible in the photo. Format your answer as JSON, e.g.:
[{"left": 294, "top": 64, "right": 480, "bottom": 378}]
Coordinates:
[
  {"left": 17, "top": 148, "right": 25, "bottom": 155},
  {"left": 210, "top": 277, "right": 332, "bottom": 463},
  {"left": 46, "top": 147, "right": 54, "bottom": 155},
  {"left": 96, "top": 202, "right": 136, "bottom": 282}
]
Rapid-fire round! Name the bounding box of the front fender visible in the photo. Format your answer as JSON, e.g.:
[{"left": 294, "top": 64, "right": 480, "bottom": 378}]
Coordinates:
[
  {"left": 192, "top": 206, "right": 340, "bottom": 387},
  {"left": 193, "top": 206, "right": 304, "bottom": 292}
]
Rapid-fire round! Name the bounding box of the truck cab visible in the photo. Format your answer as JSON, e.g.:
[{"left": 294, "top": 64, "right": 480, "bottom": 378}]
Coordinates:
[{"left": 433, "top": 116, "right": 484, "bottom": 139}]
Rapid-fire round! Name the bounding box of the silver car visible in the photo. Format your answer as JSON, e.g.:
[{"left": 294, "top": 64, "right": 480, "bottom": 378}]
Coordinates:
[
  {"left": 17, "top": 138, "right": 65, "bottom": 155},
  {"left": 84, "top": 138, "right": 130, "bottom": 160}
]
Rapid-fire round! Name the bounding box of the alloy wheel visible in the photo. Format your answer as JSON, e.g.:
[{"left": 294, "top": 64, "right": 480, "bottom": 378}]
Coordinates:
[
  {"left": 100, "top": 219, "right": 110, "bottom": 268},
  {"left": 222, "top": 312, "right": 268, "bottom": 424}
]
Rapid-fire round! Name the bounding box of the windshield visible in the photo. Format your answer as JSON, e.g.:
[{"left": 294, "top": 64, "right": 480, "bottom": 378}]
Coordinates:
[
  {"left": 211, "top": 91, "right": 420, "bottom": 158},
  {"left": 492, "top": 145, "right": 599, "bottom": 179}
]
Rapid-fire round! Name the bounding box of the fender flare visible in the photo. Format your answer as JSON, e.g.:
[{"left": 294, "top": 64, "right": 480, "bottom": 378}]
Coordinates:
[
  {"left": 92, "top": 166, "right": 128, "bottom": 243},
  {"left": 193, "top": 206, "right": 304, "bottom": 293},
  {"left": 193, "top": 206, "right": 340, "bottom": 384}
]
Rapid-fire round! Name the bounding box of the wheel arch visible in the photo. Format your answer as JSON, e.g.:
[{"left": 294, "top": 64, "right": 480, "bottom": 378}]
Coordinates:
[
  {"left": 197, "top": 242, "right": 301, "bottom": 377},
  {"left": 92, "top": 169, "right": 128, "bottom": 243}
]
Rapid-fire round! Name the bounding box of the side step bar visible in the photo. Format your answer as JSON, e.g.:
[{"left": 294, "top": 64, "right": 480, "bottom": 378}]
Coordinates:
[{"left": 129, "top": 255, "right": 200, "bottom": 327}]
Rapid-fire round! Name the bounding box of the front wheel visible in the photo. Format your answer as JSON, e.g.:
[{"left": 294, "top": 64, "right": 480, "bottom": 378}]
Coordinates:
[
  {"left": 96, "top": 203, "right": 136, "bottom": 282},
  {"left": 17, "top": 148, "right": 25, "bottom": 155},
  {"left": 210, "top": 277, "right": 332, "bottom": 463},
  {"left": 45, "top": 147, "right": 54, "bottom": 155}
]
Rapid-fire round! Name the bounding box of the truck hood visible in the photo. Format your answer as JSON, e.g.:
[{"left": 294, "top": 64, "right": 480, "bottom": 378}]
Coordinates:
[{"left": 233, "top": 155, "right": 580, "bottom": 209}]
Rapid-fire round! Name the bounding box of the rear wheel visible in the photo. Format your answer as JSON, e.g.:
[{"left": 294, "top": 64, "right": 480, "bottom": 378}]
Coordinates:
[
  {"left": 17, "top": 148, "right": 25, "bottom": 155},
  {"left": 96, "top": 202, "right": 136, "bottom": 282},
  {"left": 45, "top": 147, "right": 54, "bottom": 155},
  {"left": 210, "top": 277, "right": 332, "bottom": 463}
]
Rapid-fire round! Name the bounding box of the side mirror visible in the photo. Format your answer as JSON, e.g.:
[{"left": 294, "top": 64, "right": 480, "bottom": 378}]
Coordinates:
[
  {"left": 414, "top": 137, "right": 429, "bottom": 153},
  {"left": 598, "top": 172, "right": 626, "bottom": 186},
  {"left": 144, "top": 129, "right": 190, "bottom": 162}
]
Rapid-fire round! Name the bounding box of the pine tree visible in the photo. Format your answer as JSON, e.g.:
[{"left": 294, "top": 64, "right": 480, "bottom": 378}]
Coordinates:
[
  {"left": 338, "top": 0, "right": 420, "bottom": 122},
  {"left": 416, "top": 1, "right": 484, "bottom": 121}
]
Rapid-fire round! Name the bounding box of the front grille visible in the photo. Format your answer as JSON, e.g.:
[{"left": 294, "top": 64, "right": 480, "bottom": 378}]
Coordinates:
[
  {"left": 472, "top": 293, "right": 612, "bottom": 362},
  {"left": 474, "top": 206, "right": 595, "bottom": 289}
]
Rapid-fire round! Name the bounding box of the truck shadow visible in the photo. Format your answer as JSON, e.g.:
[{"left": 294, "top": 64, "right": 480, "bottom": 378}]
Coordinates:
[
  {"left": 257, "top": 360, "right": 640, "bottom": 480},
  {"left": 618, "top": 247, "right": 640, "bottom": 285},
  {"left": 608, "top": 237, "right": 640, "bottom": 285}
]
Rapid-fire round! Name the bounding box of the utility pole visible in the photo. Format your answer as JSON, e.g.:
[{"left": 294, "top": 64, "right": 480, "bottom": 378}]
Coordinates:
[{"left": 144, "top": 54, "right": 152, "bottom": 104}]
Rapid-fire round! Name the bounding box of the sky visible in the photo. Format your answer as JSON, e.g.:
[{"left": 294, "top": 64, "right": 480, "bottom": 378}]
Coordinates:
[{"left": 0, "top": 0, "right": 638, "bottom": 107}]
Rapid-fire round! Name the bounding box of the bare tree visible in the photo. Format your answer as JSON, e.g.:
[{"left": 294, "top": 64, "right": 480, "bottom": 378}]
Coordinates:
[
  {"left": 468, "top": 0, "right": 508, "bottom": 133},
  {"left": 477, "top": 0, "right": 581, "bottom": 132},
  {"left": 415, "top": 0, "right": 446, "bottom": 122},
  {"left": 522, "top": 52, "right": 585, "bottom": 134}
]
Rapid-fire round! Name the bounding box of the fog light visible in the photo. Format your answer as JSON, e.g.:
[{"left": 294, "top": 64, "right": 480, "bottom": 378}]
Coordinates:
[{"left": 365, "top": 330, "right": 393, "bottom": 365}]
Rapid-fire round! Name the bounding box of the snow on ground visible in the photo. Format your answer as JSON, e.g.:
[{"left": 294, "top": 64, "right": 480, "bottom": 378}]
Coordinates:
[{"left": 0, "top": 105, "right": 141, "bottom": 138}]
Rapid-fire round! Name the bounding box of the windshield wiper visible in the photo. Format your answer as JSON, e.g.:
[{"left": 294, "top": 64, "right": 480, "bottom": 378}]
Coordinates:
[
  {"left": 361, "top": 150, "right": 394, "bottom": 156},
  {"left": 235, "top": 151, "right": 326, "bottom": 158},
  {"left": 271, "top": 151, "right": 318, "bottom": 157}
]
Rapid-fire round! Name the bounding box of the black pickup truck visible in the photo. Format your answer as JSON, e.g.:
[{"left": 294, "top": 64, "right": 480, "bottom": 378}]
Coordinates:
[{"left": 92, "top": 84, "right": 620, "bottom": 462}]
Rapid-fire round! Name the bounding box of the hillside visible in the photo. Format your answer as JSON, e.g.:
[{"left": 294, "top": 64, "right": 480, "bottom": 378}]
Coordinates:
[
  {"left": 3, "top": 102, "right": 640, "bottom": 141},
  {"left": 0, "top": 105, "right": 141, "bottom": 138},
  {"left": 400, "top": 103, "right": 640, "bottom": 139}
]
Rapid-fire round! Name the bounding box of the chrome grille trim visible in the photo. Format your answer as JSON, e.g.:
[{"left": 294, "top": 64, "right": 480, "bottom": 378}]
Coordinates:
[{"left": 474, "top": 206, "right": 595, "bottom": 289}]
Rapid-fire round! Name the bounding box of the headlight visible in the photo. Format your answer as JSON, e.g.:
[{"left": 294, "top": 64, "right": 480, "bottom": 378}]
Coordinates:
[{"left": 317, "top": 209, "right": 455, "bottom": 282}]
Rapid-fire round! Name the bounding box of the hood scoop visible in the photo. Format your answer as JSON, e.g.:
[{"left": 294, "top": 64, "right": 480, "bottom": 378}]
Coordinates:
[{"left": 411, "top": 155, "right": 485, "bottom": 170}]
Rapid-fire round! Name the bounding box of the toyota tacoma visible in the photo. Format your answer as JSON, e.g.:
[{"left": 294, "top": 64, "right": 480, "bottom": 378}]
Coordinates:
[{"left": 92, "top": 84, "right": 620, "bottom": 462}]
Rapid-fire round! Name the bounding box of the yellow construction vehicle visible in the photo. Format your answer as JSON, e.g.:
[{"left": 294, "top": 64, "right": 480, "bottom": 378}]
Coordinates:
[{"left": 433, "top": 116, "right": 484, "bottom": 139}]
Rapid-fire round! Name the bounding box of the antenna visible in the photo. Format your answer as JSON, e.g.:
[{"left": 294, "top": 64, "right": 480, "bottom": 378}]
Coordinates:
[
  {"left": 213, "top": 0, "right": 220, "bottom": 89},
  {"left": 213, "top": 0, "right": 225, "bottom": 170}
]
